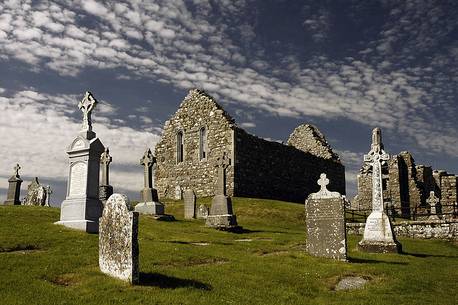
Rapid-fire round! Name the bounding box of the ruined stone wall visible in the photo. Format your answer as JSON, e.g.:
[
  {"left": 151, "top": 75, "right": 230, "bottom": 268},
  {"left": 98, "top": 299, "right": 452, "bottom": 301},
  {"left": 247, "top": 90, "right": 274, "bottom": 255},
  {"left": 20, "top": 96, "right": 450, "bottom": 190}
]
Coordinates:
[
  {"left": 154, "top": 89, "right": 235, "bottom": 199},
  {"left": 398, "top": 152, "right": 422, "bottom": 212},
  {"left": 440, "top": 174, "right": 457, "bottom": 216},
  {"left": 233, "top": 128, "right": 345, "bottom": 203}
]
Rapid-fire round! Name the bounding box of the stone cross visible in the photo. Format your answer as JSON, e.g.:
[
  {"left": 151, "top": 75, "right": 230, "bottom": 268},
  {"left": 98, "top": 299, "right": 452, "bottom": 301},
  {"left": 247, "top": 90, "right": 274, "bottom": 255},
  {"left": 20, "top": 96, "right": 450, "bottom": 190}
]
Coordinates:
[
  {"left": 45, "top": 185, "right": 52, "bottom": 206},
  {"left": 78, "top": 91, "right": 98, "bottom": 132},
  {"left": 318, "top": 173, "right": 329, "bottom": 192},
  {"left": 215, "top": 152, "right": 230, "bottom": 196},
  {"left": 364, "top": 128, "right": 390, "bottom": 212},
  {"left": 14, "top": 163, "right": 21, "bottom": 177},
  {"left": 426, "top": 191, "right": 440, "bottom": 219},
  {"left": 100, "top": 147, "right": 112, "bottom": 185},
  {"left": 140, "top": 148, "right": 156, "bottom": 189}
]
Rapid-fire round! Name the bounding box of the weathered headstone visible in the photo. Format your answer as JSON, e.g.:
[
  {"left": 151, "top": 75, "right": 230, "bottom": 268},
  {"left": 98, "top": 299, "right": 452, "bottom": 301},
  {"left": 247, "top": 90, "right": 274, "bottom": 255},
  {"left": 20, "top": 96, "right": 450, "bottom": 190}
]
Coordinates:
[
  {"left": 196, "top": 204, "right": 209, "bottom": 219},
  {"left": 305, "top": 173, "right": 347, "bottom": 261},
  {"left": 45, "top": 185, "right": 52, "bottom": 206},
  {"left": 23, "top": 177, "right": 49, "bottom": 206},
  {"left": 99, "top": 193, "right": 139, "bottom": 284},
  {"left": 99, "top": 147, "right": 114, "bottom": 204},
  {"left": 175, "top": 185, "right": 182, "bottom": 200},
  {"left": 56, "top": 92, "right": 105, "bottom": 233},
  {"left": 206, "top": 152, "right": 239, "bottom": 230},
  {"left": 135, "top": 148, "right": 165, "bottom": 215},
  {"left": 4, "top": 164, "right": 23, "bottom": 205},
  {"left": 183, "top": 189, "right": 196, "bottom": 219},
  {"left": 427, "top": 191, "right": 441, "bottom": 220},
  {"left": 358, "top": 128, "right": 401, "bottom": 253}
]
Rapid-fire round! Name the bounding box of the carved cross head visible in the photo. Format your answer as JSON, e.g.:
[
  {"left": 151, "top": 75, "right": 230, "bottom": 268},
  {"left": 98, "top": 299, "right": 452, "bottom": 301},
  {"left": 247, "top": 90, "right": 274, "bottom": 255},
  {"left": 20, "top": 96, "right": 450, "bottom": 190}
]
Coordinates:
[
  {"left": 140, "top": 148, "right": 156, "bottom": 167},
  {"left": 13, "top": 163, "right": 21, "bottom": 177},
  {"left": 216, "top": 152, "right": 230, "bottom": 169},
  {"left": 427, "top": 191, "right": 439, "bottom": 204},
  {"left": 78, "top": 91, "right": 98, "bottom": 113},
  {"left": 100, "top": 147, "right": 112, "bottom": 165},
  {"left": 317, "top": 173, "right": 330, "bottom": 191}
]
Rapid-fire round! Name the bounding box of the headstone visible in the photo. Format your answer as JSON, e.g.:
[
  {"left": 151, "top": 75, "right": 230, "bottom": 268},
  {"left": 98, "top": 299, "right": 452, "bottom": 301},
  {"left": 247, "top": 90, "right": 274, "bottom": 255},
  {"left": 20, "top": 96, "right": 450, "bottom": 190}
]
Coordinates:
[
  {"left": 175, "top": 185, "right": 182, "bottom": 200},
  {"left": 305, "top": 173, "right": 347, "bottom": 261},
  {"left": 99, "top": 193, "right": 139, "bottom": 284},
  {"left": 45, "top": 185, "right": 52, "bottom": 206},
  {"left": 23, "top": 177, "right": 48, "bottom": 206},
  {"left": 183, "top": 189, "right": 196, "bottom": 219},
  {"left": 206, "top": 152, "right": 239, "bottom": 230},
  {"left": 4, "top": 164, "right": 23, "bottom": 205},
  {"left": 56, "top": 92, "right": 105, "bottom": 233},
  {"left": 99, "top": 147, "right": 114, "bottom": 204},
  {"left": 135, "top": 148, "right": 165, "bottom": 215},
  {"left": 196, "top": 204, "right": 209, "bottom": 219},
  {"left": 427, "top": 191, "right": 441, "bottom": 220},
  {"left": 358, "top": 128, "right": 401, "bottom": 253}
]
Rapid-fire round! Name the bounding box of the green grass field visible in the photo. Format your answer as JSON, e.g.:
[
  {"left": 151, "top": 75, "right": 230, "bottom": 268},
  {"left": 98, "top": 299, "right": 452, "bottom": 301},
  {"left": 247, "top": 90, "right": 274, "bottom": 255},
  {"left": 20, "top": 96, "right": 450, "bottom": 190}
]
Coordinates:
[{"left": 1, "top": 197, "right": 457, "bottom": 305}]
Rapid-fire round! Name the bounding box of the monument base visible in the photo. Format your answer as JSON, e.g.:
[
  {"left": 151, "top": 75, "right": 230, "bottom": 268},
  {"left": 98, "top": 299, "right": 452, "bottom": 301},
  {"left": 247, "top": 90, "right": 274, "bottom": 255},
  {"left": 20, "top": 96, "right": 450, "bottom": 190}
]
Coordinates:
[
  {"left": 3, "top": 199, "right": 21, "bottom": 205},
  {"left": 358, "top": 240, "right": 402, "bottom": 253},
  {"left": 135, "top": 201, "right": 164, "bottom": 215},
  {"left": 358, "top": 211, "right": 401, "bottom": 253},
  {"left": 99, "top": 185, "right": 113, "bottom": 203},
  {"left": 55, "top": 219, "right": 100, "bottom": 233},
  {"left": 205, "top": 214, "right": 239, "bottom": 230}
]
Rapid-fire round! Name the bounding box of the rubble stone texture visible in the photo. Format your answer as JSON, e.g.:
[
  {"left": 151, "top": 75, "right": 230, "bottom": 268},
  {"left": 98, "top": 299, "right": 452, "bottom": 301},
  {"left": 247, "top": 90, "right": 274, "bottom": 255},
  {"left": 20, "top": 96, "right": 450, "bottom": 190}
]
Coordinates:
[
  {"left": 22, "top": 177, "right": 49, "bottom": 206},
  {"left": 4, "top": 164, "right": 23, "bottom": 205},
  {"left": 99, "top": 194, "right": 139, "bottom": 284},
  {"left": 305, "top": 173, "right": 347, "bottom": 261},
  {"left": 154, "top": 89, "right": 345, "bottom": 203},
  {"left": 183, "top": 189, "right": 196, "bottom": 219}
]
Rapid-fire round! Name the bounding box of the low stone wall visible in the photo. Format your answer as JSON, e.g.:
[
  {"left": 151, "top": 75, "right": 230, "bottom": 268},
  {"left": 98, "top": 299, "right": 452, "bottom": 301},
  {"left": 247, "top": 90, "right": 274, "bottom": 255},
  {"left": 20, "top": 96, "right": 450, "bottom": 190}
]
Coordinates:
[{"left": 346, "top": 220, "right": 458, "bottom": 240}]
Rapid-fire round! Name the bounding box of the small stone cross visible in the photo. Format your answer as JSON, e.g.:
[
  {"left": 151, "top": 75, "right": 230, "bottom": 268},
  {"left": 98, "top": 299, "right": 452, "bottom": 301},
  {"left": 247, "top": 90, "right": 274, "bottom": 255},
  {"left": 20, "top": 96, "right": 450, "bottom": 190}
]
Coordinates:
[
  {"left": 140, "top": 148, "right": 156, "bottom": 189},
  {"left": 317, "top": 173, "right": 330, "bottom": 193},
  {"left": 78, "top": 91, "right": 98, "bottom": 132},
  {"left": 100, "top": 147, "right": 112, "bottom": 185},
  {"left": 426, "top": 191, "right": 440, "bottom": 218},
  {"left": 13, "top": 163, "right": 21, "bottom": 177}
]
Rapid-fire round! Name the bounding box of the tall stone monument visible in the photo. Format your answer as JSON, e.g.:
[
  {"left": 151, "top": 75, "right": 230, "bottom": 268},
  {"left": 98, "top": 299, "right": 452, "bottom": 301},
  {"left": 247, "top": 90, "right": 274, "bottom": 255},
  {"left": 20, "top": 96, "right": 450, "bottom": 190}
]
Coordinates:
[
  {"left": 45, "top": 185, "right": 52, "bottom": 207},
  {"left": 99, "top": 147, "right": 114, "bottom": 204},
  {"left": 183, "top": 189, "right": 196, "bottom": 219},
  {"left": 305, "top": 173, "right": 347, "bottom": 261},
  {"left": 23, "top": 177, "right": 49, "bottom": 206},
  {"left": 206, "top": 152, "right": 239, "bottom": 230},
  {"left": 358, "top": 128, "right": 401, "bottom": 253},
  {"left": 4, "top": 164, "right": 23, "bottom": 205},
  {"left": 427, "top": 191, "right": 441, "bottom": 220},
  {"left": 56, "top": 91, "right": 105, "bottom": 233},
  {"left": 135, "top": 148, "right": 165, "bottom": 215},
  {"left": 99, "top": 193, "right": 139, "bottom": 284}
]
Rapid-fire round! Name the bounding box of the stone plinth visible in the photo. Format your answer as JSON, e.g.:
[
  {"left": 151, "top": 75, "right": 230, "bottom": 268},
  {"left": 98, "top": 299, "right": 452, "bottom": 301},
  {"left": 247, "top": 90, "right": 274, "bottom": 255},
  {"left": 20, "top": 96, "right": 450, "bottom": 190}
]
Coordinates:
[
  {"left": 205, "top": 195, "right": 238, "bottom": 229},
  {"left": 183, "top": 189, "right": 196, "bottom": 219},
  {"left": 56, "top": 132, "right": 105, "bottom": 233},
  {"left": 4, "top": 175, "right": 22, "bottom": 205},
  {"left": 99, "top": 194, "right": 139, "bottom": 284},
  {"left": 357, "top": 212, "right": 401, "bottom": 253},
  {"left": 99, "top": 185, "right": 114, "bottom": 204},
  {"left": 135, "top": 187, "right": 164, "bottom": 215},
  {"left": 305, "top": 174, "right": 347, "bottom": 261}
]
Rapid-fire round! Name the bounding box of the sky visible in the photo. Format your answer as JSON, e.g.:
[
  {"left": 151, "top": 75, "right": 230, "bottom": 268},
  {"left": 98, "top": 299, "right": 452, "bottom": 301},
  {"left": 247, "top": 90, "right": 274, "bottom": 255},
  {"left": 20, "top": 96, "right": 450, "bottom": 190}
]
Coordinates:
[{"left": 0, "top": 0, "right": 457, "bottom": 206}]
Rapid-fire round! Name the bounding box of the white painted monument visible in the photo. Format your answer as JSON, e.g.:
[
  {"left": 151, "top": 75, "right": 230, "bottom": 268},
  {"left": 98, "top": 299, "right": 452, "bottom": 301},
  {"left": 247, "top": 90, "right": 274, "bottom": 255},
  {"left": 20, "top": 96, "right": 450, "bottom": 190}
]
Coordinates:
[
  {"left": 56, "top": 92, "right": 105, "bottom": 233},
  {"left": 358, "top": 128, "right": 401, "bottom": 253}
]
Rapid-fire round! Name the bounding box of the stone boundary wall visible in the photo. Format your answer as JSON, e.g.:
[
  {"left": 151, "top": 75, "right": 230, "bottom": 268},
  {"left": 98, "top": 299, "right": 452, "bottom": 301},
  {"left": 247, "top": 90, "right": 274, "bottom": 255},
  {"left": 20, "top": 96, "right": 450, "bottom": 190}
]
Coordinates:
[
  {"left": 233, "top": 128, "right": 345, "bottom": 203},
  {"left": 346, "top": 220, "right": 458, "bottom": 240}
]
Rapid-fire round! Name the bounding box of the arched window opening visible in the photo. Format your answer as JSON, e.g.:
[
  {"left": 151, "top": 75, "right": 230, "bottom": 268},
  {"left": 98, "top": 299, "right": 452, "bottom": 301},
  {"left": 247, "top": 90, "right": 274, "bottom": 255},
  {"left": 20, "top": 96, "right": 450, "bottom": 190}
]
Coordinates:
[
  {"left": 199, "top": 127, "right": 207, "bottom": 160},
  {"left": 177, "top": 131, "right": 184, "bottom": 163}
]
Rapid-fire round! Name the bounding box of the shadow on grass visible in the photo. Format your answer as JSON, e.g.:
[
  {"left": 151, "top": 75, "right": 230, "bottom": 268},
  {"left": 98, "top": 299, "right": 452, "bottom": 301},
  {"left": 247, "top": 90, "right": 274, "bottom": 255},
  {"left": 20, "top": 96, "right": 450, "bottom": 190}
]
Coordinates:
[
  {"left": 401, "top": 251, "right": 458, "bottom": 258},
  {"left": 348, "top": 257, "right": 408, "bottom": 265},
  {"left": 139, "top": 272, "right": 212, "bottom": 290}
]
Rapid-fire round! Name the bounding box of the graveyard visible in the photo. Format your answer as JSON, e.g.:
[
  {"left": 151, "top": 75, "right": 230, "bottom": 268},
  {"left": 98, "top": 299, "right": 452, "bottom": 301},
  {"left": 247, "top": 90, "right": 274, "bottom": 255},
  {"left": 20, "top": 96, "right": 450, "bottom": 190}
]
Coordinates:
[{"left": 1, "top": 197, "right": 457, "bottom": 305}]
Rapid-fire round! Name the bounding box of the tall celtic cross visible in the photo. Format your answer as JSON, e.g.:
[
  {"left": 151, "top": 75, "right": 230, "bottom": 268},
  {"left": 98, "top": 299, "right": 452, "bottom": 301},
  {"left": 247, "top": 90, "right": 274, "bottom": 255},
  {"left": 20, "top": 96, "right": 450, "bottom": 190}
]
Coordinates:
[
  {"left": 364, "top": 128, "right": 390, "bottom": 212},
  {"left": 100, "top": 147, "right": 112, "bottom": 185},
  {"left": 78, "top": 91, "right": 98, "bottom": 132},
  {"left": 140, "top": 148, "right": 156, "bottom": 189},
  {"left": 14, "top": 163, "right": 21, "bottom": 177},
  {"left": 215, "top": 152, "right": 230, "bottom": 195}
]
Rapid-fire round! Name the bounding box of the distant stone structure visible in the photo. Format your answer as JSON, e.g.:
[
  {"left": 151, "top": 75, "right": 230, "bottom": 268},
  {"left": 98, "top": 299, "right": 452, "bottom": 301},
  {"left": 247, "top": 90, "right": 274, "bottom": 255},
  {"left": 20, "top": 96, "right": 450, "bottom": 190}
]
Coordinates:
[
  {"left": 154, "top": 89, "right": 345, "bottom": 203},
  {"left": 99, "top": 194, "right": 139, "bottom": 284},
  {"left": 23, "top": 177, "right": 49, "bottom": 206},
  {"left": 353, "top": 132, "right": 457, "bottom": 219},
  {"left": 183, "top": 189, "right": 196, "bottom": 219},
  {"left": 99, "top": 147, "right": 113, "bottom": 204},
  {"left": 206, "top": 152, "right": 239, "bottom": 230},
  {"left": 358, "top": 128, "right": 401, "bottom": 253},
  {"left": 4, "top": 164, "right": 23, "bottom": 205},
  {"left": 56, "top": 91, "right": 105, "bottom": 233},
  {"left": 305, "top": 173, "right": 347, "bottom": 261}
]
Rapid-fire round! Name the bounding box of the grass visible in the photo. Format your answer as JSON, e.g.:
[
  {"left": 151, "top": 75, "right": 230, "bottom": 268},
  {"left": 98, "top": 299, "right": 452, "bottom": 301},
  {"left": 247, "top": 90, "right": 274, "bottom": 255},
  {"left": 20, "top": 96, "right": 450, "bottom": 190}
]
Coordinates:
[{"left": 0, "top": 197, "right": 457, "bottom": 305}]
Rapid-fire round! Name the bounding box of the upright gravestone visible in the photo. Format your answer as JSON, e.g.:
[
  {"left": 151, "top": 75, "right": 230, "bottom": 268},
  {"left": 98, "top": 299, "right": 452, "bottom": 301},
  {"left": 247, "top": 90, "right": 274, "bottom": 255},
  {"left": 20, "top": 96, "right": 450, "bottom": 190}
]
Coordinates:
[
  {"left": 56, "top": 92, "right": 105, "bottom": 233},
  {"left": 196, "top": 204, "right": 209, "bottom": 219},
  {"left": 206, "top": 152, "right": 239, "bottom": 230},
  {"left": 99, "top": 147, "right": 114, "bottom": 204},
  {"left": 358, "top": 128, "right": 401, "bottom": 253},
  {"left": 45, "top": 185, "right": 52, "bottom": 207},
  {"left": 135, "top": 148, "right": 165, "bottom": 215},
  {"left": 427, "top": 191, "right": 441, "bottom": 220},
  {"left": 175, "top": 185, "right": 182, "bottom": 200},
  {"left": 23, "top": 177, "right": 48, "bottom": 206},
  {"left": 183, "top": 189, "right": 196, "bottom": 219},
  {"left": 4, "top": 164, "right": 23, "bottom": 205},
  {"left": 305, "top": 173, "right": 347, "bottom": 261},
  {"left": 99, "top": 193, "right": 139, "bottom": 284}
]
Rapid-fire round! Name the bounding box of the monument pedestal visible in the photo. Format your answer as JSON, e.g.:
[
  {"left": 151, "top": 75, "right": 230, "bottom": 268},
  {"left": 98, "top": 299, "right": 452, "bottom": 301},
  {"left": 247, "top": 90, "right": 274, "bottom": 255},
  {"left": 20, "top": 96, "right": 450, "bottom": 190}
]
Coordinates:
[
  {"left": 4, "top": 175, "right": 22, "bottom": 205},
  {"left": 57, "top": 197, "right": 103, "bottom": 233},
  {"left": 99, "top": 185, "right": 113, "bottom": 203},
  {"left": 206, "top": 195, "right": 240, "bottom": 230},
  {"left": 135, "top": 201, "right": 164, "bottom": 215},
  {"left": 358, "top": 211, "right": 401, "bottom": 253}
]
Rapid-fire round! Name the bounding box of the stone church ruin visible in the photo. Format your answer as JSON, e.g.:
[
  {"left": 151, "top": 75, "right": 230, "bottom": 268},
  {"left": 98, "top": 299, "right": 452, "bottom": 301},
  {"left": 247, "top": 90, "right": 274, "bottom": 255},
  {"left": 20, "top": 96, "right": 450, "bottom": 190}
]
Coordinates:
[{"left": 154, "top": 89, "right": 345, "bottom": 203}]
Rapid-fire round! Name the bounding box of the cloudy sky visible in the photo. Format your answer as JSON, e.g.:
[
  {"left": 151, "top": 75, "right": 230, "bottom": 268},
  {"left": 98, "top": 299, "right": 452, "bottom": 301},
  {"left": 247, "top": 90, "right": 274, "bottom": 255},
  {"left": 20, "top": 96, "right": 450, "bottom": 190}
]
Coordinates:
[{"left": 1, "top": 0, "right": 457, "bottom": 206}]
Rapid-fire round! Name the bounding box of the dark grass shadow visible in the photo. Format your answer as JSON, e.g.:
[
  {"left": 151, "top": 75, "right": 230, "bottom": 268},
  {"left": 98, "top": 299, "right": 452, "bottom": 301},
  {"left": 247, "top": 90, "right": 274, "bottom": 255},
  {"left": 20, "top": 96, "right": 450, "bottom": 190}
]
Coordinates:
[
  {"left": 348, "top": 257, "right": 408, "bottom": 265},
  {"left": 0, "top": 244, "right": 40, "bottom": 253},
  {"left": 401, "top": 251, "right": 458, "bottom": 259},
  {"left": 139, "top": 272, "right": 211, "bottom": 290}
]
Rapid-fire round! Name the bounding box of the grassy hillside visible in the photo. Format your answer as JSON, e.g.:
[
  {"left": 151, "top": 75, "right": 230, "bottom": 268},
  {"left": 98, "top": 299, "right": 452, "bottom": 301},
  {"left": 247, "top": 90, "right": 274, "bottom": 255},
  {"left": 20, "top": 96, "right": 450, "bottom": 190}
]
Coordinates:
[{"left": 0, "top": 197, "right": 457, "bottom": 305}]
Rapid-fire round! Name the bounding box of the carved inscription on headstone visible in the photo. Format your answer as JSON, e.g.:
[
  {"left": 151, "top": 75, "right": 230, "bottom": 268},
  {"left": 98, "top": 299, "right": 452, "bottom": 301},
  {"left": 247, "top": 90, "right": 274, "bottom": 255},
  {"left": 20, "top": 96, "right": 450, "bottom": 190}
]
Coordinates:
[{"left": 69, "top": 162, "right": 87, "bottom": 196}]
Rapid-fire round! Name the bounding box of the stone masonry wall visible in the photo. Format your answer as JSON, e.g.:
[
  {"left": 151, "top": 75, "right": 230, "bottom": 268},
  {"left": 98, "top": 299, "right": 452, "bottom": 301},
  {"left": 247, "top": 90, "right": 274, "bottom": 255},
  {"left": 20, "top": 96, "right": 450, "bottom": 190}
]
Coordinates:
[
  {"left": 154, "top": 89, "right": 235, "bottom": 199},
  {"left": 233, "top": 128, "right": 345, "bottom": 203}
]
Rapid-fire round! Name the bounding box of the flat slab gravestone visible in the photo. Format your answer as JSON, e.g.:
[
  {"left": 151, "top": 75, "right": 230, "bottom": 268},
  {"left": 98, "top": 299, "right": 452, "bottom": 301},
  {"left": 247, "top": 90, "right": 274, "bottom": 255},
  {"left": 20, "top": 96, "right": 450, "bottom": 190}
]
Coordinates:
[
  {"left": 183, "top": 189, "right": 196, "bottom": 219},
  {"left": 305, "top": 173, "right": 347, "bottom": 261},
  {"left": 99, "top": 193, "right": 139, "bottom": 284}
]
